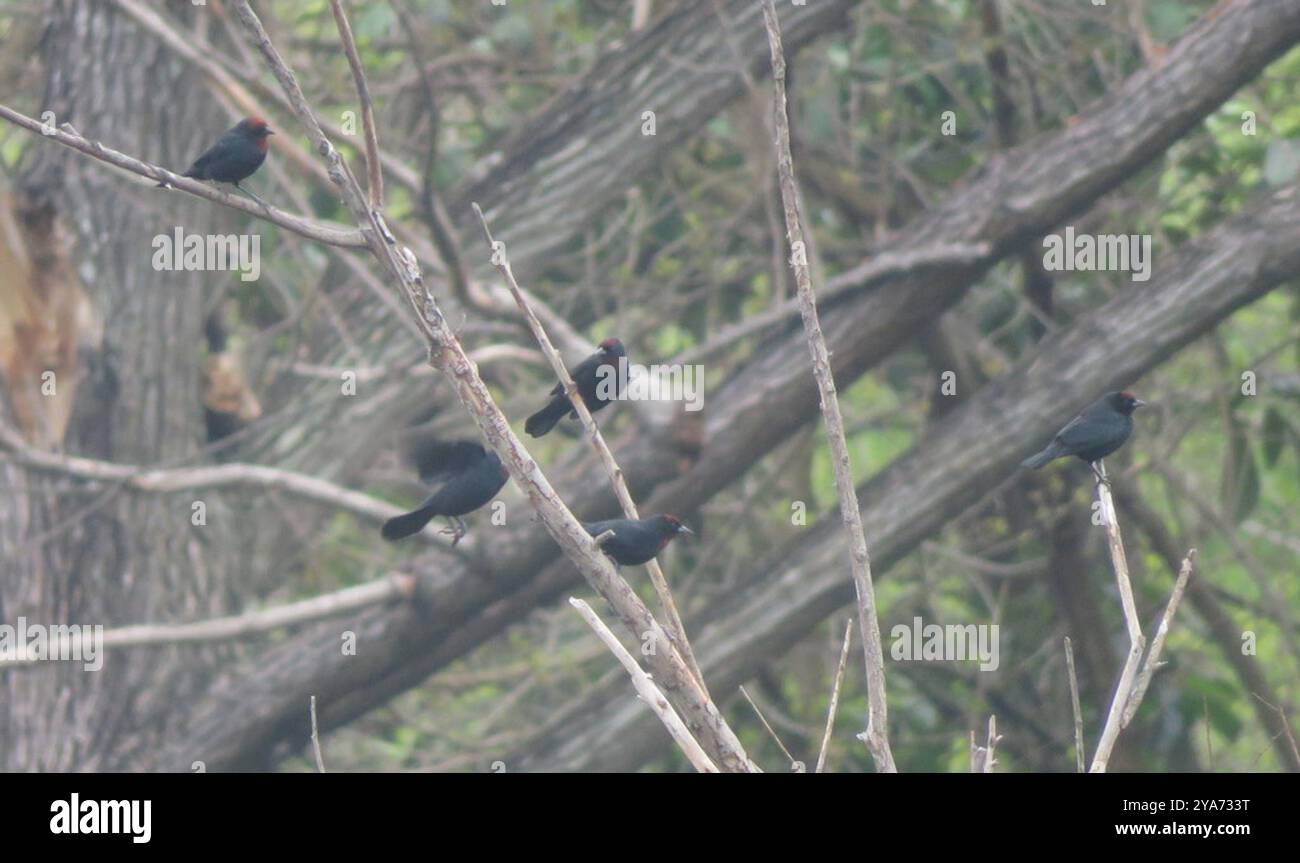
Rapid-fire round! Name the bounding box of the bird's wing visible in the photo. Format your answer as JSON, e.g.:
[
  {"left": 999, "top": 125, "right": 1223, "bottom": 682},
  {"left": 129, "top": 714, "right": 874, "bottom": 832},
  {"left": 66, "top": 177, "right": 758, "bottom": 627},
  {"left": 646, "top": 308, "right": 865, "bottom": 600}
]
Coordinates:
[
  {"left": 567, "top": 351, "right": 603, "bottom": 384},
  {"left": 408, "top": 439, "right": 487, "bottom": 485},
  {"left": 583, "top": 520, "right": 621, "bottom": 540},
  {"left": 1051, "top": 412, "right": 1091, "bottom": 448},
  {"left": 189, "top": 134, "right": 236, "bottom": 174},
  {"left": 544, "top": 351, "right": 602, "bottom": 397}
]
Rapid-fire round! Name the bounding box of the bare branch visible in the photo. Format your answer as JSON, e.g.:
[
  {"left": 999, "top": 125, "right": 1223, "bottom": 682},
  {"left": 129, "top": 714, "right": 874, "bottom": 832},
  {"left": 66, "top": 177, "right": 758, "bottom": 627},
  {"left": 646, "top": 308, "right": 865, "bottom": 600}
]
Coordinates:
[
  {"left": 470, "top": 202, "right": 705, "bottom": 690},
  {"left": 1123, "top": 549, "right": 1197, "bottom": 726},
  {"left": 0, "top": 424, "right": 427, "bottom": 536},
  {"left": 739, "top": 685, "right": 801, "bottom": 771},
  {"left": 1064, "top": 636, "right": 1085, "bottom": 773},
  {"left": 969, "top": 715, "right": 1000, "bottom": 773},
  {"left": 310, "top": 696, "right": 328, "bottom": 773},
  {"left": 227, "top": 0, "right": 755, "bottom": 772},
  {"left": 0, "top": 104, "right": 366, "bottom": 248},
  {"left": 1088, "top": 461, "right": 1146, "bottom": 772},
  {"left": 815, "top": 617, "right": 854, "bottom": 774},
  {"left": 762, "top": 0, "right": 896, "bottom": 772},
  {"left": 1088, "top": 463, "right": 1197, "bottom": 772},
  {"left": 569, "top": 598, "right": 718, "bottom": 774},
  {"left": 0, "top": 574, "right": 415, "bottom": 667},
  {"left": 328, "top": 0, "right": 383, "bottom": 208}
]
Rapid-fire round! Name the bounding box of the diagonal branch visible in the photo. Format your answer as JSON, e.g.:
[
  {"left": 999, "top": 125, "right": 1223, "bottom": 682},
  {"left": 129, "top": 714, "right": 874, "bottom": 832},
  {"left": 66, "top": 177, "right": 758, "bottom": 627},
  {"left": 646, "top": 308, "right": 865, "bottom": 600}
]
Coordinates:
[
  {"left": 0, "top": 104, "right": 366, "bottom": 248},
  {"left": 471, "top": 203, "right": 705, "bottom": 690},
  {"left": 226, "top": 0, "right": 756, "bottom": 773},
  {"left": 569, "top": 598, "right": 718, "bottom": 773}
]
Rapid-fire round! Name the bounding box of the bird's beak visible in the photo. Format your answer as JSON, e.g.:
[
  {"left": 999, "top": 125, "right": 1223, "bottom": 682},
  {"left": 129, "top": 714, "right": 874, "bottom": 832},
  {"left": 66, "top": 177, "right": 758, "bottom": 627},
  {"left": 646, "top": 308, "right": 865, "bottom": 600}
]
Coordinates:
[
  {"left": 678, "top": 525, "right": 694, "bottom": 536},
  {"left": 1134, "top": 399, "right": 1147, "bottom": 408},
  {"left": 267, "top": 130, "right": 276, "bottom": 135}
]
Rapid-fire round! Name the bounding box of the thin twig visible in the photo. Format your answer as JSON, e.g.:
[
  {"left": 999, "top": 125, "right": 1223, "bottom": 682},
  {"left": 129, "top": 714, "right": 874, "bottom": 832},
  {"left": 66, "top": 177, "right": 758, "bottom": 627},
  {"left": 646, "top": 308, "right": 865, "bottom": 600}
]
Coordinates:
[
  {"left": 815, "top": 617, "right": 854, "bottom": 773},
  {"left": 310, "top": 696, "right": 328, "bottom": 773},
  {"left": 1122, "top": 549, "right": 1197, "bottom": 725},
  {"left": 328, "top": 0, "right": 383, "bottom": 208},
  {"left": 739, "top": 685, "right": 801, "bottom": 770},
  {"left": 470, "top": 203, "right": 706, "bottom": 692},
  {"left": 569, "top": 598, "right": 718, "bottom": 773},
  {"left": 969, "top": 715, "right": 1000, "bottom": 773},
  {"left": 1064, "top": 636, "right": 1085, "bottom": 773},
  {"left": 761, "top": 0, "right": 896, "bottom": 772},
  {"left": 1252, "top": 695, "right": 1300, "bottom": 768}
]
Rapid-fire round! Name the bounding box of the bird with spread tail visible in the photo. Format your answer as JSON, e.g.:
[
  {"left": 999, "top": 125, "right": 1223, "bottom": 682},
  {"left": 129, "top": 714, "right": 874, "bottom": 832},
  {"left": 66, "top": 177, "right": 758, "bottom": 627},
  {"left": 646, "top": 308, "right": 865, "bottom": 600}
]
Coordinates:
[
  {"left": 381, "top": 440, "right": 508, "bottom": 544},
  {"left": 1021, "top": 390, "right": 1146, "bottom": 481},
  {"left": 525, "top": 338, "right": 627, "bottom": 437},
  {"left": 583, "top": 514, "right": 693, "bottom": 567}
]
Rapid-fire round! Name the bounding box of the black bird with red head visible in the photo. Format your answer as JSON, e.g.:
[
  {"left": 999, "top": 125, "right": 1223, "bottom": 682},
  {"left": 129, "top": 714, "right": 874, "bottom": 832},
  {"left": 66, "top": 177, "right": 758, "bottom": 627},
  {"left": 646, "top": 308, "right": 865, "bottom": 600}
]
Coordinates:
[
  {"left": 159, "top": 117, "right": 274, "bottom": 188},
  {"left": 525, "top": 337, "right": 628, "bottom": 437},
  {"left": 583, "top": 514, "right": 693, "bottom": 567}
]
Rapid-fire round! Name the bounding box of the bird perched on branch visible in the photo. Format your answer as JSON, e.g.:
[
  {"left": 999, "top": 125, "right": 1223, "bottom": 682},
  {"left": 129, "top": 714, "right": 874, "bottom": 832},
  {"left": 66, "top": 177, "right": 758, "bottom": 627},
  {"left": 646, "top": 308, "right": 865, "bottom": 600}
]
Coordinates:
[
  {"left": 1021, "top": 391, "right": 1146, "bottom": 480},
  {"left": 381, "top": 439, "right": 508, "bottom": 544},
  {"left": 525, "top": 338, "right": 627, "bottom": 437},
  {"left": 158, "top": 117, "right": 274, "bottom": 195},
  {"left": 583, "top": 514, "right": 693, "bottom": 566}
]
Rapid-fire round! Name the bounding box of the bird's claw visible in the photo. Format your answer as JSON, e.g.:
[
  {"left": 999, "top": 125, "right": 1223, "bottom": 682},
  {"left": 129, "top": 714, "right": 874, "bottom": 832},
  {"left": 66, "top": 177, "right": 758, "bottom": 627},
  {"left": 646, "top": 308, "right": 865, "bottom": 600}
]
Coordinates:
[{"left": 439, "top": 519, "right": 467, "bottom": 547}]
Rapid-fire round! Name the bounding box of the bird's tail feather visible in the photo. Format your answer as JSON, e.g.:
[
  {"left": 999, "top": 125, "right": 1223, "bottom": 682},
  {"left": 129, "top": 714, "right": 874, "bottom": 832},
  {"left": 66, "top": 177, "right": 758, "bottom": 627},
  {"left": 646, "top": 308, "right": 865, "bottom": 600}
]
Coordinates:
[
  {"left": 525, "top": 397, "right": 568, "bottom": 437},
  {"left": 1020, "top": 447, "right": 1056, "bottom": 470},
  {"left": 381, "top": 505, "right": 438, "bottom": 541}
]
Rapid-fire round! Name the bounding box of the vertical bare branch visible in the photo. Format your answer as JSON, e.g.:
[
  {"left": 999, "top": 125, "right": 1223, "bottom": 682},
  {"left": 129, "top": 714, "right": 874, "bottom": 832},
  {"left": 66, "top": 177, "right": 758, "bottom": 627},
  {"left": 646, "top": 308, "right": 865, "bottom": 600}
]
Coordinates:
[
  {"left": 1089, "top": 461, "right": 1196, "bottom": 773},
  {"left": 309, "top": 696, "right": 327, "bottom": 773},
  {"left": 569, "top": 598, "right": 718, "bottom": 774},
  {"left": 1064, "top": 636, "right": 1085, "bottom": 773},
  {"left": 815, "top": 617, "right": 854, "bottom": 773},
  {"left": 1089, "top": 461, "right": 1147, "bottom": 772},
  {"left": 328, "top": 0, "right": 384, "bottom": 208},
  {"left": 969, "top": 715, "right": 1000, "bottom": 773},
  {"left": 761, "top": 0, "right": 896, "bottom": 772}
]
